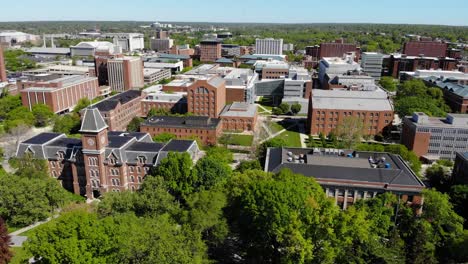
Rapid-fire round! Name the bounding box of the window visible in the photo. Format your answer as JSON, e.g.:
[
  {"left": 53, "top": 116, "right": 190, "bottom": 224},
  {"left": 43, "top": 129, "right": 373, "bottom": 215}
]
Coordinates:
[
  {"left": 138, "top": 156, "right": 146, "bottom": 164},
  {"left": 52, "top": 171, "right": 57, "bottom": 178},
  {"left": 129, "top": 166, "right": 134, "bottom": 173}
]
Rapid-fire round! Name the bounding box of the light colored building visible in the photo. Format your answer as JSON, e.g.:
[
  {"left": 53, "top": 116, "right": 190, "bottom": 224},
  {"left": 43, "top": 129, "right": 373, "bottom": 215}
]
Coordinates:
[
  {"left": 150, "top": 38, "right": 174, "bottom": 52},
  {"left": 108, "top": 56, "right": 144, "bottom": 92},
  {"left": 402, "top": 112, "right": 468, "bottom": 160},
  {"left": 144, "top": 59, "right": 184, "bottom": 73},
  {"left": 0, "top": 31, "right": 40, "bottom": 44},
  {"left": 283, "top": 43, "right": 294, "bottom": 52},
  {"left": 141, "top": 85, "right": 187, "bottom": 115},
  {"left": 104, "top": 33, "right": 145, "bottom": 52},
  {"left": 318, "top": 56, "right": 361, "bottom": 87},
  {"left": 143, "top": 68, "right": 171, "bottom": 84},
  {"left": 361, "top": 52, "right": 384, "bottom": 80},
  {"left": 71, "top": 41, "right": 122, "bottom": 57},
  {"left": 255, "top": 38, "right": 283, "bottom": 55},
  {"left": 220, "top": 102, "right": 257, "bottom": 132}
]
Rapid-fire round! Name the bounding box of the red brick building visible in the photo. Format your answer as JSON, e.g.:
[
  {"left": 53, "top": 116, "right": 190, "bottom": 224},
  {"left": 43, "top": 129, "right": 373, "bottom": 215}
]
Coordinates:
[
  {"left": 140, "top": 115, "right": 222, "bottom": 145},
  {"left": 187, "top": 77, "right": 226, "bottom": 118},
  {"left": 16, "top": 108, "right": 199, "bottom": 198},
  {"left": 307, "top": 89, "right": 394, "bottom": 136},
  {"left": 0, "top": 46, "right": 6, "bottom": 82},
  {"left": 220, "top": 102, "right": 257, "bottom": 131},
  {"left": 200, "top": 40, "right": 222, "bottom": 62},
  {"left": 385, "top": 54, "right": 457, "bottom": 78},
  {"left": 18, "top": 74, "right": 100, "bottom": 113},
  {"left": 403, "top": 41, "right": 448, "bottom": 58},
  {"left": 90, "top": 90, "right": 144, "bottom": 131},
  {"left": 305, "top": 39, "right": 360, "bottom": 68}
]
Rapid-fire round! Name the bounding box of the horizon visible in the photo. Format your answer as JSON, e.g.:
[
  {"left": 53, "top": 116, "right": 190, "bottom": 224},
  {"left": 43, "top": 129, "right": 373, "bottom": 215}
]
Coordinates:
[{"left": 1, "top": 0, "right": 467, "bottom": 26}]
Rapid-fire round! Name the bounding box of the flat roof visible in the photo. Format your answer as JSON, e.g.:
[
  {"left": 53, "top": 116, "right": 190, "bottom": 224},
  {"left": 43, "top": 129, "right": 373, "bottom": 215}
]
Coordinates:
[
  {"left": 220, "top": 102, "right": 257, "bottom": 118},
  {"left": 143, "top": 115, "right": 221, "bottom": 129},
  {"left": 311, "top": 89, "right": 392, "bottom": 111}
]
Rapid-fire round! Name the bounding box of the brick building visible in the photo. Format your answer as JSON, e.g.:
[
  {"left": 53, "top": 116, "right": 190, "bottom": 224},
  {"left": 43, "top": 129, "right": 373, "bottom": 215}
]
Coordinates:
[
  {"left": 307, "top": 89, "right": 394, "bottom": 136},
  {"left": 384, "top": 54, "right": 457, "bottom": 78},
  {"left": 265, "top": 147, "right": 425, "bottom": 210},
  {"left": 401, "top": 112, "right": 468, "bottom": 160},
  {"left": 305, "top": 39, "right": 360, "bottom": 68},
  {"left": 107, "top": 56, "right": 144, "bottom": 92},
  {"left": 0, "top": 46, "right": 6, "bottom": 82},
  {"left": 140, "top": 115, "right": 222, "bottom": 145},
  {"left": 187, "top": 77, "right": 226, "bottom": 118},
  {"left": 91, "top": 90, "right": 144, "bottom": 131},
  {"left": 220, "top": 102, "right": 257, "bottom": 131},
  {"left": 16, "top": 108, "right": 199, "bottom": 198},
  {"left": 143, "top": 68, "right": 171, "bottom": 84},
  {"left": 403, "top": 41, "right": 448, "bottom": 58},
  {"left": 18, "top": 74, "right": 100, "bottom": 113},
  {"left": 94, "top": 50, "right": 124, "bottom": 86},
  {"left": 200, "top": 40, "right": 222, "bottom": 62},
  {"left": 141, "top": 85, "right": 187, "bottom": 115}
]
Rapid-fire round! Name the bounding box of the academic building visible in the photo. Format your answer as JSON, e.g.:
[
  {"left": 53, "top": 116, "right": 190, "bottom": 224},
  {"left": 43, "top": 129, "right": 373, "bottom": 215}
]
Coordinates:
[
  {"left": 265, "top": 147, "right": 425, "bottom": 210},
  {"left": 16, "top": 108, "right": 199, "bottom": 199}
]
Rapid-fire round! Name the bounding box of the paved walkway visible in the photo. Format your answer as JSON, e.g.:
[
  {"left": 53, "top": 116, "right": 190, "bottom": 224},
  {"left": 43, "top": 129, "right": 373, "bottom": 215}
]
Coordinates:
[
  {"left": 298, "top": 123, "right": 308, "bottom": 148},
  {"left": 9, "top": 214, "right": 59, "bottom": 247}
]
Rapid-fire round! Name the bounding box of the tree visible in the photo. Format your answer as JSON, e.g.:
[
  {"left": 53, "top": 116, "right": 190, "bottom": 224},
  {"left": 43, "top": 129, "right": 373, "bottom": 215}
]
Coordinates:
[
  {"left": 127, "top": 117, "right": 143, "bottom": 132},
  {"left": 290, "top": 103, "right": 302, "bottom": 115},
  {"left": 53, "top": 113, "right": 81, "bottom": 135},
  {"left": 193, "top": 156, "right": 231, "bottom": 191},
  {"left": 0, "top": 95, "right": 22, "bottom": 120},
  {"left": 7, "top": 124, "right": 29, "bottom": 151},
  {"left": 379, "top": 76, "right": 397, "bottom": 92},
  {"left": 32, "top": 104, "right": 54, "bottom": 127},
  {"left": 450, "top": 185, "right": 468, "bottom": 228},
  {"left": 152, "top": 132, "right": 176, "bottom": 143},
  {"left": 335, "top": 116, "right": 364, "bottom": 149},
  {"left": 5, "top": 106, "right": 35, "bottom": 131},
  {"left": 150, "top": 152, "right": 195, "bottom": 200},
  {"left": 271, "top": 107, "right": 283, "bottom": 116},
  {"left": 205, "top": 146, "right": 233, "bottom": 165},
  {"left": 0, "top": 217, "right": 12, "bottom": 264},
  {"left": 73, "top": 97, "right": 91, "bottom": 113},
  {"left": 236, "top": 160, "right": 261, "bottom": 173},
  {"left": 228, "top": 169, "right": 340, "bottom": 263},
  {"left": 426, "top": 164, "right": 452, "bottom": 192},
  {"left": 279, "top": 102, "right": 290, "bottom": 114},
  {"left": 9, "top": 153, "right": 49, "bottom": 179}
]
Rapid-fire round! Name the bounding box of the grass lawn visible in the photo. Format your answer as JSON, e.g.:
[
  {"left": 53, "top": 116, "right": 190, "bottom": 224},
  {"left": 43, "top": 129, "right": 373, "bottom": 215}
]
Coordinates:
[
  {"left": 222, "top": 134, "right": 254, "bottom": 146},
  {"left": 268, "top": 121, "right": 285, "bottom": 134},
  {"left": 9, "top": 247, "right": 31, "bottom": 264},
  {"left": 276, "top": 129, "right": 302, "bottom": 147}
]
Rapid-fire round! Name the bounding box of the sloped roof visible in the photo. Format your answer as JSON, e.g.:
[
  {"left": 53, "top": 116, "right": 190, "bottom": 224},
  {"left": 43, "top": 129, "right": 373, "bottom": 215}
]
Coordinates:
[{"left": 80, "top": 108, "right": 108, "bottom": 133}]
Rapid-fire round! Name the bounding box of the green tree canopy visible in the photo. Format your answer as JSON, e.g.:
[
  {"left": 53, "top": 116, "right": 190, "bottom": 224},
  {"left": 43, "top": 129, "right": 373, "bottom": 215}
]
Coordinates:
[
  {"left": 32, "top": 104, "right": 54, "bottom": 127},
  {"left": 152, "top": 132, "right": 176, "bottom": 143}
]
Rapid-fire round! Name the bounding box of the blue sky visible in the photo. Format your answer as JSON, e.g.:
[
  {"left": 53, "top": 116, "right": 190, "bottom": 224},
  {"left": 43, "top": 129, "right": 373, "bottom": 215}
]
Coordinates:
[{"left": 2, "top": 0, "right": 467, "bottom": 26}]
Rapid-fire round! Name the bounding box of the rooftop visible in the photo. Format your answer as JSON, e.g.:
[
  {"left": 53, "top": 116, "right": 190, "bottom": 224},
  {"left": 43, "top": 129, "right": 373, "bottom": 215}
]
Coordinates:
[
  {"left": 406, "top": 112, "right": 468, "bottom": 128},
  {"left": 265, "top": 147, "right": 424, "bottom": 192},
  {"left": 220, "top": 102, "right": 257, "bottom": 118},
  {"left": 143, "top": 115, "right": 221, "bottom": 129},
  {"left": 311, "top": 89, "right": 393, "bottom": 111},
  {"left": 92, "top": 90, "right": 142, "bottom": 112},
  {"left": 80, "top": 108, "right": 108, "bottom": 133}
]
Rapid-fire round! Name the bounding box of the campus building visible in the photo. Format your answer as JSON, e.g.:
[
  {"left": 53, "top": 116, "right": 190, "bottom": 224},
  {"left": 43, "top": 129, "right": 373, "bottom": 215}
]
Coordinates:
[
  {"left": 200, "top": 40, "right": 222, "bottom": 62},
  {"left": 265, "top": 147, "right": 425, "bottom": 210},
  {"left": 143, "top": 68, "right": 171, "bottom": 84},
  {"left": 360, "top": 52, "right": 384, "bottom": 80},
  {"left": 401, "top": 112, "right": 468, "bottom": 160},
  {"left": 403, "top": 40, "right": 448, "bottom": 58},
  {"left": 16, "top": 108, "right": 199, "bottom": 198},
  {"left": 255, "top": 38, "right": 283, "bottom": 55},
  {"left": 220, "top": 102, "right": 257, "bottom": 132},
  {"left": 140, "top": 115, "right": 222, "bottom": 145},
  {"left": 453, "top": 152, "right": 468, "bottom": 185},
  {"left": 187, "top": 77, "right": 226, "bottom": 118},
  {"left": 18, "top": 74, "right": 100, "bottom": 114},
  {"left": 150, "top": 38, "right": 174, "bottom": 52},
  {"left": 107, "top": 56, "right": 144, "bottom": 92},
  {"left": 307, "top": 89, "right": 394, "bottom": 136},
  {"left": 91, "top": 90, "right": 144, "bottom": 131}
]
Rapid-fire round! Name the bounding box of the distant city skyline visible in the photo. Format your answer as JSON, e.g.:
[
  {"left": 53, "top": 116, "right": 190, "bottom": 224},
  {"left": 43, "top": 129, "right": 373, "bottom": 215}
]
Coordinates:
[{"left": 1, "top": 0, "right": 467, "bottom": 26}]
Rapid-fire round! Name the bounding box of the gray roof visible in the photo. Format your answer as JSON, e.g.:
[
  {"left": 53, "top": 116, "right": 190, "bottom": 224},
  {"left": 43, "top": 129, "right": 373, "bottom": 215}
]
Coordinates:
[
  {"left": 265, "top": 147, "right": 424, "bottom": 193},
  {"left": 80, "top": 108, "right": 108, "bottom": 133},
  {"left": 220, "top": 102, "right": 257, "bottom": 118},
  {"left": 143, "top": 115, "right": 221, "bottom": 129},
  {"left": 207, "top": 76, "right": 225, "bottom": 87},
  {"left": 27, "top": 47, "right": 71, "bottom": 55},
  {"left": 92, "top": 90, "right": 142, "bottom": 112}
]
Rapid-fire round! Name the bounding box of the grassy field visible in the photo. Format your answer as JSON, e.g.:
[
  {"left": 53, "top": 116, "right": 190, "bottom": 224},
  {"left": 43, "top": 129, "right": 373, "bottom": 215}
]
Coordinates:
[
  {"left": 268, "top": 121, "right": 285, "bottom": 134},
  {"left": 275, "top": 129, "right": 302, "bottom": 147},
  {"left": 222, "top": 134, "right": 254, "bottom": 146}
]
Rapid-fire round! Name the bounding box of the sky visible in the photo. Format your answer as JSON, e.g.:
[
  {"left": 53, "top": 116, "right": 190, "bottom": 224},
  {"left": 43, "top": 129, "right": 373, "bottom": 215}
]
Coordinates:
[{"left": 1, "top": 0, "right": 467, "bottom": 26}]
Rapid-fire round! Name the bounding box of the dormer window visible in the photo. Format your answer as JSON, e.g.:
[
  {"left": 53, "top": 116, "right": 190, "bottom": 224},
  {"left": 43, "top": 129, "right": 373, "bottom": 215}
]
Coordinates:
[
  {"left": 137, "top": 156, "right": 146, "bottom": 164},
  {"left": 57, "top": 151, "right": 65, "bottom": 159}
]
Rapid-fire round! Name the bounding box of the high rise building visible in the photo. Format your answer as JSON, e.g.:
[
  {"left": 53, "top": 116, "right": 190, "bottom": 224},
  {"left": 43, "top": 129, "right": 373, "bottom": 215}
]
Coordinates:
[
  {"left": 104, "top": 33, "right": 145, "bottom": 52},
  {"left": 187, "top": 77, "right": 226, "bottom": 118},
  {"left": 255, "top": 38, "right": 283, "bottom": 55},
  {"left": 361, "top": 52, "right": 384, "bottom": 80},
  {"left": 107, "top": 56, "right": 144, "bottom": 92},
  {"left": 150, "top": 38, "right": 174, "bottom": 51},
  {"left": 0, "top": 46, "right": 6, "bottom": 82},
  {"left": 200, "top": 40, "right": 222, "bottom": 62}
]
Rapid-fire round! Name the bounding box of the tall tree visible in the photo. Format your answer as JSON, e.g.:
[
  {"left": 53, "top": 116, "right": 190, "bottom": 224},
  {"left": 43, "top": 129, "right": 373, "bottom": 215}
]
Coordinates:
[
  {"left": 335, "top": 116, "right": 364, "bottom": 149},
  {"left": 31, "top": 104, "right": 54, "bottom": 127},
  {"left": 127, "top": 117, "right": 143, "bottom": 132},
  {"left": 0, "top": 217, "right": 12, "bottom": 264},
  {"left": 73, "top": 97, "right": 91, "bottom": 113}
]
